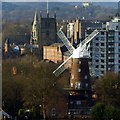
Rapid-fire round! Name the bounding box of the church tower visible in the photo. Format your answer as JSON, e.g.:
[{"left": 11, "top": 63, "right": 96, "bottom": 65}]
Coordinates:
[
  {"left": 39, "top": 12, "right": 57, "bottom": 46},
  {"left": 30, "top": 9, "right": 39, "bottom": 47}
]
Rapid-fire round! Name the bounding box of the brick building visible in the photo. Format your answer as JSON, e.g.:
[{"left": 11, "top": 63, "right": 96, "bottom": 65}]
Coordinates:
[{"left": 43, "top": 43, "right": 63, "bottom": 63}]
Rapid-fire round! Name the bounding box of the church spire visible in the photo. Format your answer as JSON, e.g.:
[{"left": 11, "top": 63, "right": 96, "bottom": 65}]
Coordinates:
[
  {"left": 34, "top": 8, "right": 38, "bottom": 22},
  {"left": 30, "top": 9, "right": 39, "bottom": 47}
]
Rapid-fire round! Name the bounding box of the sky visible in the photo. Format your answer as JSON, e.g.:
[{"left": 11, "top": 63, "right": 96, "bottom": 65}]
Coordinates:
[{"left": 1, "top": 0, "right": 120, "bottom": 2}]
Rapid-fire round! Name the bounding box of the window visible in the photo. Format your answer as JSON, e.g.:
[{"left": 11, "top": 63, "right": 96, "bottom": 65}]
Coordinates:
[
  {"left": 109, "top": 31, "right": 114, "bottom": 34},
  {"left": 101, "top": 71, "right": 104, "bottom": 74},
  {"left": 101, "top": 54, "right": 104, "bottom": 57},
  {"left": 84, "top": 75, "right": 88, "bottom": 79},
  {"left": 95, "top": 48, "right": 99, "bottom": 52},
  {"left": 101, "top": 43, "right": 104, "bottom": 46},
  {"left": 78, "top": 68, "right": 81, "bottom": 72},
  {"left": 101, "top": 65, "right": 104, "bottom": 68},
  {"left": 71, "top": 83, "right": 73, "bottom": 87},
  {"left": 79, "top": 61, "right": 81, "bottom": 64},
  {"left": 95, "top": 70, "right": 99, "bottom": 75},
  {"left": 96, "top": 60, "right": 99, "bottom": 62},
  {"left": 101, "top": 48, "right": 105, "bottom": 52},
  {"left": 108, "top": 36, "right": 114, "bottom": 40},
  {"left": 71, "top": 75, "right": 74, "bottom": 79},
  {"left": 95, "top": 54, "right": 99, "bottom": 57},
  {"left": 75, "top": 82, "right": 81, "bottom": 89},
  {"left": 116, "top": 26, "right": 118, "bottom": 30},
  {"left": 96, "top": 43, "right": 99, "bottom": 46},
  {"left": 85, "top": 83, "right": 88, "bottom": 87},
  {"left": 109, "top": 48, "right": 114, "bottom": 51},
  {"left": 101, "top": 32, "right": 104, "bottom": 35},
  {"left": 96, "top": 65, "right": 99, "bottom": 68},
  {"left": 109, "top": 42, "right": 114, "bottom": 46},
  {"left": 76, "top": 101, "right": 81, "bottom": 105},
  {"left": 101, "top": 59, "right": 104, "bottom": 63},
  {"left": 70, "top": 101, "right": 73, "bottom": 105},
  {"left": 101, "top": 37, "right": 105, "bottom": 41},
  {"left": 109, "top": 59, "right": 114, "bottom": 62},
  {"left": 96, "top": 37, "right": 99, "bottom": 40}
]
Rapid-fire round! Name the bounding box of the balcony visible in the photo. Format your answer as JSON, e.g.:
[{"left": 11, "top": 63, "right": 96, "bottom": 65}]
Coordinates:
[
  {"left": 108, "top": 51, "right": 114, "bottom": 53},
  {"left": 108, "top": 62, "right": 114, "bottom": 65},
  {"left": 108, "top": 45, "right": 114, "bottom": 48}
]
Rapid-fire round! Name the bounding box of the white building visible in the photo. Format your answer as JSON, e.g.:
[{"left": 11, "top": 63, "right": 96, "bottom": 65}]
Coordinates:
[
  {"left": 82, "top": 2, "right": 90, "bottom": 7},
  {"left": 87, "top": 17, "right": 120, "bottom": 78},
  {"left": 67, "top": 22, "right": 74, "bottom": 39}
]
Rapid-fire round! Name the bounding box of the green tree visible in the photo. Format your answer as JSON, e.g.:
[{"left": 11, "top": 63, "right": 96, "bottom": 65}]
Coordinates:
[
  {"left": 103, "top": 106, "right": 115, "bottom": 120},
  {"left": 2, "top": 59, "right": 24, "bottom": 117},
  {"left": 21, "top": 59, "right": 59, "bottom": 119},
  {"left": 2, "top": 23, "right": 30, "bottom": 44},
  {"left": 18, "top": 109, "right": 25, "bottom": 118},
  {"left": 91, "top": 103, "right": 120, "bottom": 120},
  {"left": 91, "top": 102, "right": 105, "bottom": 120},
  {"left": 94, "top": 72, "right": 120, "bottom": 107},
  {"left": 2, "top": 56, "right": 68, "bottom": 119},
  {"left": 113, "top": 108, "right": 120, "bottom": 120}
]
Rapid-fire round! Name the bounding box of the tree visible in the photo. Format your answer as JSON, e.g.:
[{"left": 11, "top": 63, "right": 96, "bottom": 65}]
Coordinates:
[
  {"left": 91, "top": 103, "right": 120, "bottom": 120},
  {"left": 91, "top": 102, "right": 105, "bottom": 120},
  {"left": 103, "top": 105, "right": 115, "bottom": 120},
  {"left": 2, "top": 23, "right": 31, "bottom": 44},
  {"left": 2, "top": 59, "right": 24, "bottom": 117},
  {"left": 3, "top": 56, "right": 69, "bottom": 119},
  {"left": 94, "top": 72, "right": 120, "bottom": 107}
]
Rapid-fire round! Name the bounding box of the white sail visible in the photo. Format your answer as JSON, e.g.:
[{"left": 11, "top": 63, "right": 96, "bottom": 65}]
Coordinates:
[
  {"left": 57, "top": 29, "right": 75, "bottom": 55},
  {"left": 53, "top": 29, "right": 99, "bottom": 76}
]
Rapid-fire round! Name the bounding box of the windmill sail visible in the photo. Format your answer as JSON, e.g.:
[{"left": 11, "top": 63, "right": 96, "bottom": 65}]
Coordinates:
[
  {"left": 72, "top": 29, "right": 99, "bottom": 58},
  {"left": 53, "top": 55, "right": 72, "bottom": 76},
  {"left": 53, "top": 29, "right": 99, "bottom": 77},
  {"left": 77, "top": 29, "right": 99, "bottom": 54},
  {"left": 78, "top": 29, "right": 99, "bottom": 47},
  {"left": 82, "top": 29, "right": 99, "bottom": 45},
  {"left": 57, "top": 29, "right": 75, "bottom": 55}
]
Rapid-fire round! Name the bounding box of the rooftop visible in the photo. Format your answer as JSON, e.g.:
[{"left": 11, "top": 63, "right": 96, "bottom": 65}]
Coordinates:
[
  {"left": 50, "top": 43, "right": 63, "bottom": 47},
  {"left": 111, "top": 17, "right": 120, "bottom": 22}
]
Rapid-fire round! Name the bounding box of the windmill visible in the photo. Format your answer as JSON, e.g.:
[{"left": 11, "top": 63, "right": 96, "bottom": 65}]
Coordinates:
[
  {"left": 53, "top": 28, "right": 99, "bottom": 116},
  {"left": 53, "top": 28, "right": 99, "bottom": 88}
]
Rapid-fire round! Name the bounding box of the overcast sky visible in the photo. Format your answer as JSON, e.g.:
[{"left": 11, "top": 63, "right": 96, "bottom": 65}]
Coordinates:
[{"left": 2, "top": 0, "right": 120, "bottom": 2}]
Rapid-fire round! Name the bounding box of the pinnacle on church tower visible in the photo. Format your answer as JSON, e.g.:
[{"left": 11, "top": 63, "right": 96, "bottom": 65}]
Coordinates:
[
  {"left": 118, "top": 1, "right": 120, "bottom": 17},
  {"left": 47, "top": 0, "right": 49, "bottom": 14},
  {"left": 30, "top": 9, "right": 39, "bottom": 47},
  {"left": 34, "top": 9, "right": 38, "bottom": 22}
]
